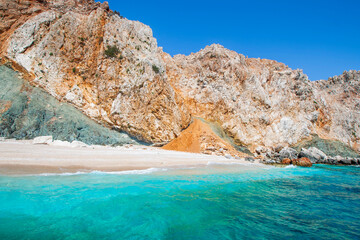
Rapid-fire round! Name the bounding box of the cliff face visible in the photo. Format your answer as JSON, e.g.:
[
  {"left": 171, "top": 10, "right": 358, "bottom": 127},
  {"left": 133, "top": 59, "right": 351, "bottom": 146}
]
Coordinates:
[
  {"left": 0, "top": 0, "right": 359, "bottom": 154},
  {"left": 1, "top": 0, "right": 190, "bottom": 143},
  {"left": 0, "top": 65, "right": 137, "bottom": 145},
  {"left": 164, "top": 45, "right": 360, "bottom": 153}
]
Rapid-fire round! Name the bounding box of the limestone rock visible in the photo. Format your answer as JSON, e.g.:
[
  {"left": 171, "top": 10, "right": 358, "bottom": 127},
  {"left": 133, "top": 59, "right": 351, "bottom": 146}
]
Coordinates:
[
  {"left": 299, "top": 147, "right": 327, "bottom": 163},
  {"left": 33, "top": 136, "right": 53, "bottom": 145},
  {"left": 71, "top": 140, "right": 88, "bottom": 148},
  {"left": 279, "top": 147, "right": 298, "bottom": 160},
  {"left": 51, "top": 140, "right": 72, "bottom": 147}
]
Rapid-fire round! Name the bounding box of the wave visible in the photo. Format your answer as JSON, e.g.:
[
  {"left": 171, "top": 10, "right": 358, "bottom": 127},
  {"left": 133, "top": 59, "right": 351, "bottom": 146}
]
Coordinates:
[
  {"left": 285, "top": 165, "right": 297, "bottom": 169},
  {"left": 34, "top": 168, "right": 169, "bottom": 176},
  {"left": 206, "top": 161, "right": 268, "bottom": 168}
]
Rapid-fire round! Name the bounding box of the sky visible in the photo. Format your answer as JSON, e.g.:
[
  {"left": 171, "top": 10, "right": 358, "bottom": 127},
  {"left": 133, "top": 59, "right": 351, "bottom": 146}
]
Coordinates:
[{"left": 102, "top": 0, "right": 360, "bottom": 80}]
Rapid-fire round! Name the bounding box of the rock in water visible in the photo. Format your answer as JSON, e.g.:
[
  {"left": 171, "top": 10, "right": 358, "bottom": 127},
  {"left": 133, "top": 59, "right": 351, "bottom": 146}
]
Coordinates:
[
  {"left": 292, "top": 157, "right": 313, "bottom": 167},
  {"left": 281, "top": 158, "right": 292, "bottom": 165},
  {"left": 299, "top": 147, "right": 328, "bottom": 163}
]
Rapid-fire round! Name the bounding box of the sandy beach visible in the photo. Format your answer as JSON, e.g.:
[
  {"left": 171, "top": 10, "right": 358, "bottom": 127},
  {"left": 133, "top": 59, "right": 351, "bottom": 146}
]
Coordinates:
[{"left": 0, "top": 140, "right": 262, "bottom": 175}]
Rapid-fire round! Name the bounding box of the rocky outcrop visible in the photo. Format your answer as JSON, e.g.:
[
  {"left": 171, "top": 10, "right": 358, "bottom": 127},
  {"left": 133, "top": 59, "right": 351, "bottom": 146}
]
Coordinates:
[
  {"left": 162, "top": 118, "right": 248, "bottom": 158},
  {"left": 259, "top": 146, "right": 359, "bottom": 166},
  {"left": 0, "top": 65, "right": 137, "bottom": 145},
  {"left": 292, "top": 157, "right": 312, "bottom": 167},
  {"left": 0, "top": 0, "right": 359, "bottom": 158},
  {"left": 279, "top": 147, "right": 298, "bottom": 160},
  {"left": 313, "top": 71, "right": 360, "bottom": 153},
  {"left": 163, "top": 45, "right": 360, "bottom": 154},
  {"left": 1, "top": 0, "right": 190, "bottom": 143},
  {"left": 299, "top": 147, "right": 328, "bottom": 163}
]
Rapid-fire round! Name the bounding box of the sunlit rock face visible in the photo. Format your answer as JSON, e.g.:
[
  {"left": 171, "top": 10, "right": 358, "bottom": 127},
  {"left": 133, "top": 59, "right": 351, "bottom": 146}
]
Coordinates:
[
  {"left": 313, "top": 70, "right": 360, "bottom": 153},
  {"left": 0, "top": 0, "right": 359, "bottom": 154},
  {"left": 164, "top": 44, "right": 322, "bottom": 151},
  {"left": 1, "top": 0, "right": 190, "bottom": 143}
]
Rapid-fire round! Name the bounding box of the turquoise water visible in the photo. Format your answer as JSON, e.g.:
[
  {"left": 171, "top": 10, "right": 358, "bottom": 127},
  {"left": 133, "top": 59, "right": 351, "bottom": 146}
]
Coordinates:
[{"left": 0, "top": 165, "right": 359, "bottom": 240}]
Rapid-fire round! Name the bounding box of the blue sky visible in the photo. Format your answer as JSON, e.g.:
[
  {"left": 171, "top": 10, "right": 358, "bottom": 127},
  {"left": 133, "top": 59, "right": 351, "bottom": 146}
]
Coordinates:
[{"left": 103, "top": 0, "right": 359, "bottom": 80}]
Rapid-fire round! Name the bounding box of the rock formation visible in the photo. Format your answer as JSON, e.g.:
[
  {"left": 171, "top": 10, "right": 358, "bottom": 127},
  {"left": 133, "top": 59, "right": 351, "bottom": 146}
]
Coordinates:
[
  {"left": 0, "top": 65, "right": 137, "bottom": 145},
  {"left": 163, "top": 118, "right": 248, "bottom": 158},
  {"left": 0, "top": 0, "right": 359, "bottom": 159}
]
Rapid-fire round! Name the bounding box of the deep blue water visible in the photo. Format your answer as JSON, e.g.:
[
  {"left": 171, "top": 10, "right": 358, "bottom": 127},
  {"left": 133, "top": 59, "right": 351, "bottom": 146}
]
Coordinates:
[{"left": 0, "top": 164, "right": 359, "bottom": 240}]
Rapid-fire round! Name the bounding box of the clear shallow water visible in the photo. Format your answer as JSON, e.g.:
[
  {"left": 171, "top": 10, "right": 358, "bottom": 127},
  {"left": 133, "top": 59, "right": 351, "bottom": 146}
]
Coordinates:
[{"left": 0, "top": 164, "right": 359, "bottom": 240}]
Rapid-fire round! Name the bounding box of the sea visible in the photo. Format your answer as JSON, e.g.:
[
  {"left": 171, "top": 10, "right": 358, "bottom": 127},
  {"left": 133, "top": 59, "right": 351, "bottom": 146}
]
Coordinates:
[{"left": 0, "top": 164, "right": 359, "bottom": 240}]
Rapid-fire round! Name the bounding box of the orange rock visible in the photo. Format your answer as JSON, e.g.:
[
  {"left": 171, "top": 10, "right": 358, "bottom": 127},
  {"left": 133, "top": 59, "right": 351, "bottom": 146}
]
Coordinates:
[
  {"left": 281, "top": 158, "right": 291, "bottom": 165},
  {"left": 162, "top": 118, "right": 248, "bottom": 158},
  {"left": 292, "top": 157, "right": 312, "bottom": 167}
]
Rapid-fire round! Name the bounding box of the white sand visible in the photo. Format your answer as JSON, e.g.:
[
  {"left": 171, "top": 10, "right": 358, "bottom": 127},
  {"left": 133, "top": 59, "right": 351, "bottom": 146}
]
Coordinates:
[{"left": 0, "top": 140, "right": 263, "bottom": 175}]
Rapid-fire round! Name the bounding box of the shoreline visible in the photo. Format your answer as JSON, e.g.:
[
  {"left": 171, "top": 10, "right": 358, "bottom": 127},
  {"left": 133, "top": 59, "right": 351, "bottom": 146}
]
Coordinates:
[{"left": 0, "top": 140, "right": 263, "bottom": 175}]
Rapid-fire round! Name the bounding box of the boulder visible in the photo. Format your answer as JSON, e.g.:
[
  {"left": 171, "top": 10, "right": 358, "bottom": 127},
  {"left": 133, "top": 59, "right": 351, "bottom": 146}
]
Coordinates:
[
  {"left": 274, "top": 144, "right": 287, "bottom": 153},
  {"left": 326, "top": 157, "right": 338, "bottom": 165},
  {"left": 255, "top": 146, "right": 267, "bottom": 155},
  {"left": 281, "top": 158, "right": 292, "bottom": 165},
  {"left": 279, "top": 147, "right": 298, "bottom": 160},
  {"left": 339, "top": 158, "right": 352, "bottom": 165},
  {"left": 245, "top": 157, "right": 255, "bottom": 162},
  {"left": 261, "top": 159, "right": 276, "bottom": 164},
  {"left": 292, "top": 157, "right": 312, "bottom": 167},
  {"left": 71, "top": 140, "right": 88, "bottom": 148},
  {"left": 33, "top": 136, "right": 53, "bottom": 145},
  {"left": 351, "top": 158, "right": 359, "bottom": 165},
  {"left": 299, "top": 147, "right": 327, "bottom": 163}
]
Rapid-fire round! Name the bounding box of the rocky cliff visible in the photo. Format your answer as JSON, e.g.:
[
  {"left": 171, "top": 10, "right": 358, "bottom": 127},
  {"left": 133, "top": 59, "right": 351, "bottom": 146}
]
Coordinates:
[
  {"left": 0, "top": 65, "right": 137, "bottom": 145},
  {"left": 0, "top": 0, "right": 359, "bottom": 156}
]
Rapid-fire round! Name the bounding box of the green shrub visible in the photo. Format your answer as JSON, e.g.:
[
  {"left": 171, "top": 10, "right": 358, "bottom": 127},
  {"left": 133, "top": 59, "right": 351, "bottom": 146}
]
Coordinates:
[
  {"left": 104, "top": 45, "right": 120, "bottom": 58},
  {"left": 152, "top": 65, "right": 160, "bottom": 74}
]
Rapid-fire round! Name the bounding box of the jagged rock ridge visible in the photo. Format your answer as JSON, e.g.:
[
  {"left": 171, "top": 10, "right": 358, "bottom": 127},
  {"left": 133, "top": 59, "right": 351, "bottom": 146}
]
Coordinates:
[{"left": 0, "top": 0, "right": 359, "bottom": 156}]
